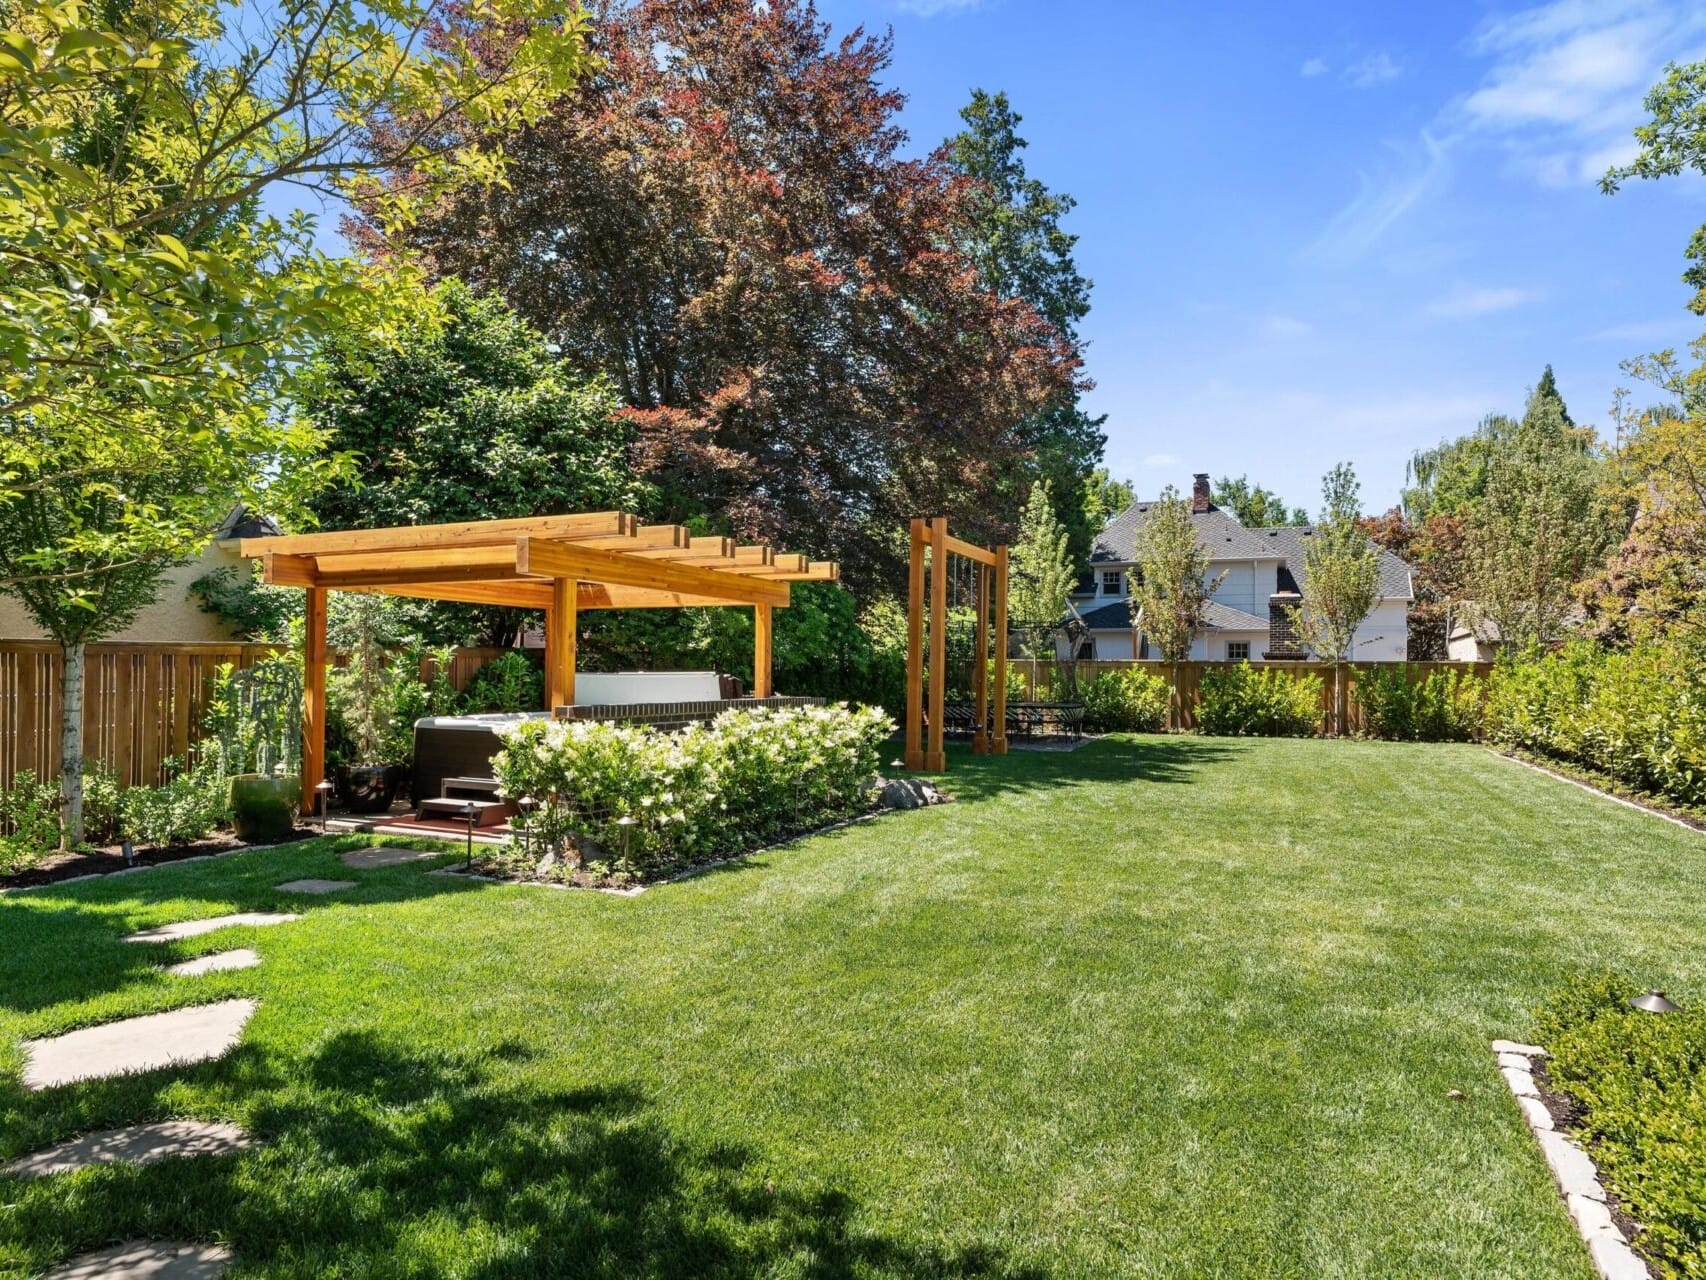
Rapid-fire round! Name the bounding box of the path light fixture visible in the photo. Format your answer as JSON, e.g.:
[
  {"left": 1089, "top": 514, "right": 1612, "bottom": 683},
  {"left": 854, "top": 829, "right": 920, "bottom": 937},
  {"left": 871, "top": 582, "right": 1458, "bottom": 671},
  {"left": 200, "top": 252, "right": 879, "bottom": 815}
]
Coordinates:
[
  {"left": 615, "top": 814, "right": 637, "bottom": 867},
  {"left": 517, "top": 795, "right": 537, "bottom": 857},
  {"left": 315, "top": 779, "right": 335, "bottom": 835},
  {"left": 463, "top": 800, "right": 478, "bottom": 870},
  {"left": 1630, "top": 990, "right": 1682, "bottom": 1014},
  {"left": 121, "top": 838, "right": 134, "bottom": 868}
]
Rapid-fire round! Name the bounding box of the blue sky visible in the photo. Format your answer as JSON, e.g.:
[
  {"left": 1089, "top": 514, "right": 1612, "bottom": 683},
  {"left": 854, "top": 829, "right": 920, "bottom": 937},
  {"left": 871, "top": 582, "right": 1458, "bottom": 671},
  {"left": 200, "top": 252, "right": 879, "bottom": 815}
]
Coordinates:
[{"left": 813, "top": 0, "right": 1706, "bottom": 513}]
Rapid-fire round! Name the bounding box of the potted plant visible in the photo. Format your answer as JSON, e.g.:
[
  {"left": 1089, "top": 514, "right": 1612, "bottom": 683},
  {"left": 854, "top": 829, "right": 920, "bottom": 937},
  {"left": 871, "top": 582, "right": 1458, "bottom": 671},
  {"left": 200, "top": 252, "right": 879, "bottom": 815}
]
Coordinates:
[
  {"left": 330, "top": 595, "right": 408, "bottom": 813},
  {"left": 207, "top": 658, "right": 303, "bottom": 842}
]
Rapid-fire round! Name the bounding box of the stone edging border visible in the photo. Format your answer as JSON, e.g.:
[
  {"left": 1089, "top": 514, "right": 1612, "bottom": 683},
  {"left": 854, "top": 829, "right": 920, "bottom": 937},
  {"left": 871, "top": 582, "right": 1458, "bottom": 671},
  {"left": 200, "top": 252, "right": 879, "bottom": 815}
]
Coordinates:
[
  {"left": 1493, "top": 1039, "right": 1652, "bottom": 1280},
  {"left": 1488, "top": 749, "right": 1705, "bottom": 836}
]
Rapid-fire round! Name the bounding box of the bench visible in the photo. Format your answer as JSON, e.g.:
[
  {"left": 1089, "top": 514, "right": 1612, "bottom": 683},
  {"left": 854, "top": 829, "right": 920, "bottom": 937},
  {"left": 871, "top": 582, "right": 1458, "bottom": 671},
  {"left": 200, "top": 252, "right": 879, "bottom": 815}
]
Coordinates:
[{"left": 939, "top": 700, "right": 1086, "bottom": 741}]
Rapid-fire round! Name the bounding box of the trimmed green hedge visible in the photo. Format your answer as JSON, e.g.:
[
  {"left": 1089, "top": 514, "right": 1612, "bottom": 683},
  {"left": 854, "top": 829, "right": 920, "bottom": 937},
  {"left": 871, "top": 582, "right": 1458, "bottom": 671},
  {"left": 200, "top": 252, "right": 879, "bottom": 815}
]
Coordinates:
[
  {"left": 1081, "top": 667, "right": 1170, "bottom": 733},
  {"left": 1536, "top": 975, "right": 1706, "bottom": 1279},
  {"left": 1355, "top": 665, "right": 1483, "bottom": 742},
  {"left": 1198, "top": 662, "right": 1322, "bottom": 737}
]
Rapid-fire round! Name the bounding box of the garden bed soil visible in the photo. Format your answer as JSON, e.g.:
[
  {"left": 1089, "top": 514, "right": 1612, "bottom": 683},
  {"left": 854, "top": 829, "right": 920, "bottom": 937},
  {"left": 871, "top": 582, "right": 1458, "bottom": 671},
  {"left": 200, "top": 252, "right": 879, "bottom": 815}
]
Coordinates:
[
  {"left": 0, "top": 827, "right": 317, "bottom": 892},
  {"left": 1495, "top": 748, "right": 1706, "bottom": 835}
]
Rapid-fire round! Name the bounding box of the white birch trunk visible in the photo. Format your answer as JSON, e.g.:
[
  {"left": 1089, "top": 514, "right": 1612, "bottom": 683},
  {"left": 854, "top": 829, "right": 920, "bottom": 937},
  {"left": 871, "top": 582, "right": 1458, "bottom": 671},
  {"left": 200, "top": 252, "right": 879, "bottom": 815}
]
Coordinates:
[{"left": 60, "top": 640, "right": 85, "bottom": 849}]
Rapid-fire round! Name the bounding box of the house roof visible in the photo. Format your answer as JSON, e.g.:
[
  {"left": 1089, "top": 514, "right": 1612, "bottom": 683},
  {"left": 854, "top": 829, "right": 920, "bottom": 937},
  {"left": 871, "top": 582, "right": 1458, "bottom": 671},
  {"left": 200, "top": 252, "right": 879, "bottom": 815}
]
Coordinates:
[
  {"left": 1076, "top": 598, "right": 1267, "bottom": 633},
  {"left": 1092, "top": 500, "right": 1414, "bottom": 602}
]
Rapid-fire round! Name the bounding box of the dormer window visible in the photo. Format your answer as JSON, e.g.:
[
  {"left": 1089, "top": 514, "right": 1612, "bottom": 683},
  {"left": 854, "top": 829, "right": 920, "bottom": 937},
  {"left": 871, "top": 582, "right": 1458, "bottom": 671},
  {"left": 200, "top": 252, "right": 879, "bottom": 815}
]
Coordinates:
[{"left": 1100, "top": 569, "right": 1123, "bottom": 596}]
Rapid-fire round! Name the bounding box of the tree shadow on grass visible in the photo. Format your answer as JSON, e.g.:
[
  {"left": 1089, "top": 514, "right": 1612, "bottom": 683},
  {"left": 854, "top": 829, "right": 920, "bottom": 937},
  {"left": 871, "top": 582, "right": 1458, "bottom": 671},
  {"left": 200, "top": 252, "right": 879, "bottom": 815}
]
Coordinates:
[
  {"left": 1, "top": 1031, "right": 1042, "bottom": 1278},
  {"left": 938, "top": 734, "right": 1245, "bottom": 805}
]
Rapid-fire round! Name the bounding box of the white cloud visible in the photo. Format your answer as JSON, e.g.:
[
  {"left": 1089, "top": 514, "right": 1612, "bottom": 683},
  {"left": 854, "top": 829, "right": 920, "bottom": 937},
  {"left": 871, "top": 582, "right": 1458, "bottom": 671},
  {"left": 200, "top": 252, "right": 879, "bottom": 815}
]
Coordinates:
[
  {"left": 1260, "top": 314, "right": 1315, "bottom": 340},
  {"left": 1457, "top": 0, "right": 1706, "bottom": 186},
  {"left": 1300, "top": 56, "right": 1328, "bottom": 77},
  {"left": 1423, "top": 284, "right": 1540, "bottom": 318},
  {"left": 1582, "top": 319, "right": 1694, "bottom": 343},
  {"left": 1305, "top": 131, "right": 1449, "bottom": 265},
  {"left": 892, "top": 0, "right": 984, "bottom": 14},
  {"left": 1140, "top": 453, "right": 1182, "bottom": 469},
  {"left": 1345, "top": 52, "right": 1402, "bottom": 88}
]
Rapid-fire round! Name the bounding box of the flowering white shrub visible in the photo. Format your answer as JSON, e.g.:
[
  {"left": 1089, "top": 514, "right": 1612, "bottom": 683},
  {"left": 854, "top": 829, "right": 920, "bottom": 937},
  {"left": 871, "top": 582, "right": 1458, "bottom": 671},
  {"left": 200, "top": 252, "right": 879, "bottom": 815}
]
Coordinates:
[{"left": 494, "top": 703, "right": 893, "bottom": 876}]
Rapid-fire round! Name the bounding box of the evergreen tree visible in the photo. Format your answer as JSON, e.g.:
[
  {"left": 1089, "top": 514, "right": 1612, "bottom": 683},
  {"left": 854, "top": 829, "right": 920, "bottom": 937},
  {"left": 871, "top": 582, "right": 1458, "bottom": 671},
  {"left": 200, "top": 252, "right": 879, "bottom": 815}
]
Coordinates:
[{"left": 946, "top": 90, "right": 1106, "bottom": 561}]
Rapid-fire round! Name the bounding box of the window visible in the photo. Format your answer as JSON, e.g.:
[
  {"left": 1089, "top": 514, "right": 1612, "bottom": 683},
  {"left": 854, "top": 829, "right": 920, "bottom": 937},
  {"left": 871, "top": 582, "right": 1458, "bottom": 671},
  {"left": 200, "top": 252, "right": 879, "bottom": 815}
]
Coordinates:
[
  {"left": 1226, "top": 641, "right": 1251, "bottom": 662},
  {"left": 1101, "top": 569, "right": 1123, "bottom": 596}
]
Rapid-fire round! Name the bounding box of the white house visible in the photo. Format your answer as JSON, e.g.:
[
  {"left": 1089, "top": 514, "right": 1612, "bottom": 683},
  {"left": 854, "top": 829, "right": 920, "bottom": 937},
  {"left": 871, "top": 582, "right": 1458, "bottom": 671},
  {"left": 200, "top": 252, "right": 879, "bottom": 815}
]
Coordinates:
[{"left": 1061, "top": 473, "right": 1413, "bottom": 663}]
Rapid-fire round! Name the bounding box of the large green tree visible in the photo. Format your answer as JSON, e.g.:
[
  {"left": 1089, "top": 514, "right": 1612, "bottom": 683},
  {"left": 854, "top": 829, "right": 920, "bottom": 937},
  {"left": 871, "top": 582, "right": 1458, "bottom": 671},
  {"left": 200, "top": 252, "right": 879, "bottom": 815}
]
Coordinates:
[
  {"left": 0, "top": 0, "right": 589, "bottom": 844},
  {"left": 946, "top": 89, "right": 1106, "bottom": 562},
  {"left": 1604, "top": 61, "right": 1706, "bottom": 314},
  {"left": 1212, "top": 475, "right": 1308, "bottom": 527}
]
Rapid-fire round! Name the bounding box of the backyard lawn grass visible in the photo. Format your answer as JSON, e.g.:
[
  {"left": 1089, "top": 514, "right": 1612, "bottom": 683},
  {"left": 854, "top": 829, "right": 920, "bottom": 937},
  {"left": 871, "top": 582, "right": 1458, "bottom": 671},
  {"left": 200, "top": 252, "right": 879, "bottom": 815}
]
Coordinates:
[{"left": 2, "top": 736, "right": 1704, "bottom": 1277}]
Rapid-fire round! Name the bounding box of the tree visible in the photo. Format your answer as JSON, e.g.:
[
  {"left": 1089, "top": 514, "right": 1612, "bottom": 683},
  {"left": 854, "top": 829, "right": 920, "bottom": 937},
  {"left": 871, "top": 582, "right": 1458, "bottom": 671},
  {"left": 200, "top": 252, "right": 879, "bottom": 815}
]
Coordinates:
[
  {"left": 1288, "top": 465, "right": 1379, "bottom": 735},
  {"left": 0, "top": 0, "right": 590, "bottom": 845},
  {"left": 1604, "top": 61, "right": 1706, "bottom": 314},
  {"left": 1130, "top": 487, "right": 1221, "bottom": 728},
  {"left": 1461, "top": 393, "right": 1613, "bottom": 651},
  {"left": 1008, "top": 480, "right": 1075, "bottom": 648},
  {"left": 1361, "top": 509, "right": 1466, "bottom": 660},
  {"left": 358, "top": 0, "right": 1080, "bottom": 591},
  {"left": 1212, "top": 475, "right": 1308, "bottom": 527},
  {"left": 1082, "top": 468, "right": 1135, "bottom": 530},
  {"left": 303, "top": 280, "right": 649, "bottom": 645},
  {"left": 945, "top": 89, "right": 1106, "bottom": 561}
]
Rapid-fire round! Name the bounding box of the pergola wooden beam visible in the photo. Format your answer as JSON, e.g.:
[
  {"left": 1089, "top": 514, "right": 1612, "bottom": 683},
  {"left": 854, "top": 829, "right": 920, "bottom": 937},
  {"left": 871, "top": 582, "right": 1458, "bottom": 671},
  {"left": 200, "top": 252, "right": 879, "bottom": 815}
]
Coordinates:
[
  {"left": 239, "top": 511, "right": 632, "bottom": 558},
  {"left": 517, "top": 536, "right": 791, "bottom": 608},
  {"left": 904, "top": 515, "right": 1007, "bottom": 773}
]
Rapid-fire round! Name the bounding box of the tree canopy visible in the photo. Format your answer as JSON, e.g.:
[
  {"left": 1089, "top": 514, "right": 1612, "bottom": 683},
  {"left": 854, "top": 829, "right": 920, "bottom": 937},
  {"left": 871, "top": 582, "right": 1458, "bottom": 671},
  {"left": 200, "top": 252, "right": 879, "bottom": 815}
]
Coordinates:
[
  {"left": 1604, "top": 61, "right": 1706, "bottom": 314},
  {"left": 1212, "top": 475, "right": 1308, "bottom": 527}
]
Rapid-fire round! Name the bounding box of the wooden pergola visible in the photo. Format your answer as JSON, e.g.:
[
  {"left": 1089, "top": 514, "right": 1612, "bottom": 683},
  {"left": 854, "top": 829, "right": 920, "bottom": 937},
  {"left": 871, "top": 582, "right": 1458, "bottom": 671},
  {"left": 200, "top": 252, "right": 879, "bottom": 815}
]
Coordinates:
[{"left": 238, "top": 512, "right": 837, "bottom": 813}]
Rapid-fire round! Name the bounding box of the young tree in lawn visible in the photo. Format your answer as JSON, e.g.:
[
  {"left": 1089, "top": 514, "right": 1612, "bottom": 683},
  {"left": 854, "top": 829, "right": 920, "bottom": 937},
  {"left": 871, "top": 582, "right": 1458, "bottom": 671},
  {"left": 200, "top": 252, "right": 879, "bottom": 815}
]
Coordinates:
[
  {"left": 0, "top": 0, "right": 590, "bottom": 845},
  {"left": 946, "top": 89, "right": 1106, "bottom": 562},
  {"left": 1008, "top": 480, "right": 1076, "bottom": 653},
  {"left": 1288, "top": 464, "right": 1379, "bottom": 736},
  {"left": 1130, "top": 488, "right": 1221, "bottom": 729},
  {"left": 358, "top": 0, "right": 1080, "bottom": 591},
  {"left": 1212, "top": 475, "right": 1309, "bottom": 527}
]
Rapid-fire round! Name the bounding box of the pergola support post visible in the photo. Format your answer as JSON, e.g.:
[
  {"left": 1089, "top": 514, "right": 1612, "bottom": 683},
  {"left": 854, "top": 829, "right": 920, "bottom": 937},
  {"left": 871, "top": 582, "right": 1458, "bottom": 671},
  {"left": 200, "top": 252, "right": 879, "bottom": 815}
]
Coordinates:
[
  {"left": 905, "top": 519, "right": 925, "bottom": 771},
  {"left": 546, "top": 576, "right": 577, "bottom": 711},
  {"left": 925, "top": 515, "right": 948, "bottom": 772},
  {"left": 302, "top": 587, "right": 327, "bottom": 816},
  {"left": 993, "top": 545, "right": 1009, "bottom": 756},
  {"left": 753, "top": 603, "right": 774, "bottom": 698},
  {"left": 972, "top": 561, "right": 990, "bottom": 754}
]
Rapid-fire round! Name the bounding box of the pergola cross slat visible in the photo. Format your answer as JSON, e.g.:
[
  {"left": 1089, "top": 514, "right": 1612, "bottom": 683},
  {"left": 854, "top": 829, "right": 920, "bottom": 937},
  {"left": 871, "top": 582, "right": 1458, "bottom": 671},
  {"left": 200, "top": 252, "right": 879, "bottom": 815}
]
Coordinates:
[{"left": 238, "top": 512, "right": 838, "bottom": 814}]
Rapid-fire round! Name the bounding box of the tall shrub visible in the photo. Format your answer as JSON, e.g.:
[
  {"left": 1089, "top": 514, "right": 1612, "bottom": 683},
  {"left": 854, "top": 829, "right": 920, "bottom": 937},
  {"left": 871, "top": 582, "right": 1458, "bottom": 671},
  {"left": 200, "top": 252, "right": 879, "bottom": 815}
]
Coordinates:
[
  {"left": 1198, "top": 664, "right": 1322, "bottom": 738},
  {"left": 1355, "top": 666, "right": 1483, "bottom": 742}
]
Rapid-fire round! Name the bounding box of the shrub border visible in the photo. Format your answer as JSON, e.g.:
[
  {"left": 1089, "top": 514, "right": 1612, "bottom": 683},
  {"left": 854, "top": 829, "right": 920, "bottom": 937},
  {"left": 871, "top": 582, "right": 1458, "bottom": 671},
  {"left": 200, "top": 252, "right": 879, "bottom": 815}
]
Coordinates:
[
  {"left": 1493, "top": 1039, "right": 1656, "bottom": 1280},
  {"left": 1488, "top": 749, "right": 1706, "bottom": 837}
]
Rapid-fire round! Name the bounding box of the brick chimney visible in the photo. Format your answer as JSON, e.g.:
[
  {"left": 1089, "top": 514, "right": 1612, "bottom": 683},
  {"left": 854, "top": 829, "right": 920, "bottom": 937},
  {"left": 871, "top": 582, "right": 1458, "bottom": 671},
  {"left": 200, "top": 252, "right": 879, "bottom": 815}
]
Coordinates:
[{"left": 1191, "top": 473, "right": 1211, "bottom": 514}]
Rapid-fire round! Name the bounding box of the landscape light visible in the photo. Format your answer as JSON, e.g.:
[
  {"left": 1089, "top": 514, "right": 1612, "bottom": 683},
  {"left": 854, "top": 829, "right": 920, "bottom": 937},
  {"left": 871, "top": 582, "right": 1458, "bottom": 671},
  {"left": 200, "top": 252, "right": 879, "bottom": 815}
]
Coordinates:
[
  {"left": 517, "top": 795, "right": 537, "bottom": 857},
  {"left": 463, "top": 800, "right": 478, "bottom": 869},
  {"left": 1630, "top": 990, "right": 1681, "bottom": 1014},
  {"left": 315, "top": 779, "right": 335, "bottom": 834}
]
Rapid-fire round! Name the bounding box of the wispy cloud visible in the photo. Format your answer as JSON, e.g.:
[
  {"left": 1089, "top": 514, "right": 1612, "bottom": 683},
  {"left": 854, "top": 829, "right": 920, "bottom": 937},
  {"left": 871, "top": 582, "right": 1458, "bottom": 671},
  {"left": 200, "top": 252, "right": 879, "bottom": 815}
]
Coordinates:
[
  {"left": 1345, "top": 52, "right": 1402, "bottom": 88},
  {"left": 1457, "top": 0, "right": 1706, "bottom": 186},
  {"left": 1300, "top": 56, "right": 1328, "bottom": 77},
  {"left": 1423, "top": 284, "right": 1540, "bottom": 318},
  {"left": 1582, "top": 318, "right": 1695, "bottom": 343},
  {"left": 1305, "top": 131, "right": 1449, "bottom": 265},
  {"left": 891, "top": 0, "right": 985, "bottom": 14},
  {"left": 1260, "top": 314, "right": 1315, "bottom": 340},
  {"left": 1140, "top": 452, "right": 1182, "bottom": 469}
]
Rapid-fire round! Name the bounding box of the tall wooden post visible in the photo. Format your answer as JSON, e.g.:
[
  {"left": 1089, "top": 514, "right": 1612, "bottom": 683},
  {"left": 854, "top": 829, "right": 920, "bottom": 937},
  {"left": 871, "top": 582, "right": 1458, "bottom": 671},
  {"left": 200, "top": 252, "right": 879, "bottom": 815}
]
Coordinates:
[
  {"left": 546, "top": 576, "right": 577, "bottom": 711},
  {"left": 925, "top": 515, "right": 949, "bottom": 772},
  {"left": 301, "top": 587, "right": 327, "bottom": 816},
  {"left": 905, "top": 518, "right": 925, "bottom": 770},
  {"left": 971, "top": 561, "right": 990, "bottom": 754},
  {"left": 753, "top": 603, "right": 774, "bottom": 698},
  {"left": 992, "top": 545, "right": 1009, "bottom": 755}
]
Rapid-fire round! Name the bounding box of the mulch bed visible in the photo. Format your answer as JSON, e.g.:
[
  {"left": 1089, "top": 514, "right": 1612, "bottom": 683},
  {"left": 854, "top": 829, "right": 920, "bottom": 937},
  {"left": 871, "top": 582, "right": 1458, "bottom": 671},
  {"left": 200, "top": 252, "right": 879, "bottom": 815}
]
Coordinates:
[{"left": 1, "top": 827, "right": 317, "bottom": 892}]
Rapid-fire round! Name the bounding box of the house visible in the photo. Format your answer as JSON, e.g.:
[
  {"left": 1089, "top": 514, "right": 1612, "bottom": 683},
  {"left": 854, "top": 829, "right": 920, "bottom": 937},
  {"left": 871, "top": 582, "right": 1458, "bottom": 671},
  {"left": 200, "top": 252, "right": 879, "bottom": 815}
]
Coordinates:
[
  {"left": 0, "top": 506, "right": 278, "bottom": 643},
  {"left": 1446, "top": 618, "right": 1501, "bottom": 663},
  {"left": 1061, "top": 473, "right": 1413, "bottom": 663}
]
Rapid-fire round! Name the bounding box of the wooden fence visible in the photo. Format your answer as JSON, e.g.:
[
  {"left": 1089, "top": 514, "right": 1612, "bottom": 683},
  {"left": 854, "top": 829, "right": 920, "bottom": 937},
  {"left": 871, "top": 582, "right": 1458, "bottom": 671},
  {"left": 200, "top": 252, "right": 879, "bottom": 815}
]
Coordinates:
[
  {"left": 1006, "top": 659, "right": 1495, "bottom": 735},
  {"left": 0, "top": 641, "right": 513, "bottom": 793}
]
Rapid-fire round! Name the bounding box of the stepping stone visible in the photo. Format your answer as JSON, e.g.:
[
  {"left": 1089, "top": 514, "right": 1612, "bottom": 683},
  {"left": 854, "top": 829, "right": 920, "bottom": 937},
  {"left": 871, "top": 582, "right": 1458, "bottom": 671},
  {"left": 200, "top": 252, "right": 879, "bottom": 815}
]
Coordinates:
[
  {"left": 21, "top": 999, "right": 256, "bottom": 1091},
  {"left": 43, "top": 1241, "right": 231, "bottom": 1278},
  {"left": 3, "top": 1120, "right": 253, "bottom": 1179},
  {"left": 165, "top": 949, "right": 261, "bottom": 977},
  {"left": 126, "top": 914, "right": 298, "bottom": 944},
  {"left": 341, "top": 846, "right": 443, "bottom": 869},
  {"left": 273, "top": 879, "right": 355, "bottom": 894}
]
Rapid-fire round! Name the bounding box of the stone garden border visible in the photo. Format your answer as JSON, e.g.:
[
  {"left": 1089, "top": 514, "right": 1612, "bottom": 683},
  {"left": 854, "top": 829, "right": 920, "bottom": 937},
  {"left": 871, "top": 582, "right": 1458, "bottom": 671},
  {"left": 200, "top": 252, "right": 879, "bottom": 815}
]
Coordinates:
[
  {"left": 1489, "top": 749, "right": 1706, "bottom": 836},
  {"left": 1493, "top": 1039, "right": 1653, "bottom": 1280}
]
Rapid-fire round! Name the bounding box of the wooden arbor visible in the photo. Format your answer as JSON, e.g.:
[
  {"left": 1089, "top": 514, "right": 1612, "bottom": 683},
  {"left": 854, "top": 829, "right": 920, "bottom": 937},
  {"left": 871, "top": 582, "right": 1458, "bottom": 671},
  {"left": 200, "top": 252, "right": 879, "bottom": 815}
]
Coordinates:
[
  {"left": 237, "top": 512, "right": 837, "bottom": 814},
  {"left": 904, "top": 517, "right": 1009, "bottom": 772}
]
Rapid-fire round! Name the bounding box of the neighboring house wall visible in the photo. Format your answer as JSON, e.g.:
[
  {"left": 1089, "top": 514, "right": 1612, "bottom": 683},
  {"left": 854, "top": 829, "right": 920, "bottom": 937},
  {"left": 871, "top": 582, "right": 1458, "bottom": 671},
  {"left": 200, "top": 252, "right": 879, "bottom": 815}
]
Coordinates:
[
  {"left": 0, "top": 541, "right": 247, "bottom": 643},
  {"left": 1447, "top": 630, "right": 1499, "bottom": 663}
]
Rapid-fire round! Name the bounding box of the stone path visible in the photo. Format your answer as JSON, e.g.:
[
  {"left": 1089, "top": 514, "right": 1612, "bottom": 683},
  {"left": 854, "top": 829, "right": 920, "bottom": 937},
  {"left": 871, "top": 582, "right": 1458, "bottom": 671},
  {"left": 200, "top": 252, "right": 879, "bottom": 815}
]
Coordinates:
[
  {"left": 3, "top": 1121, "right": 253, "bottom": 1179},
  {"left": 341, "top": 847, "right": 442, "bottom": 870},
  {"left": 22, "top": 1000, "right": 257, "bottom": 1091},
  {"left": 165, "top": 949, "right": 261, "bottom": 977},
  {"left": 125, "top": 913, "right": 298, "bottom": 943},
  {"left": 42, "top": 1241, "right": 232, "bottom": 1279},
  {"left": 273, "top": 879, "right": 355, "bottom": 894}
]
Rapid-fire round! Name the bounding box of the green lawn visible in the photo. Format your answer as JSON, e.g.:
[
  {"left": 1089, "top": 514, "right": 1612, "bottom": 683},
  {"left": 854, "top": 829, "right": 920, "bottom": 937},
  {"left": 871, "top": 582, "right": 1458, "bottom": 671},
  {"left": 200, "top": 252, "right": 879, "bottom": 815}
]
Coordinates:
[{"left": 2, "top": 737, "right": 1703, "bottom": 1278}]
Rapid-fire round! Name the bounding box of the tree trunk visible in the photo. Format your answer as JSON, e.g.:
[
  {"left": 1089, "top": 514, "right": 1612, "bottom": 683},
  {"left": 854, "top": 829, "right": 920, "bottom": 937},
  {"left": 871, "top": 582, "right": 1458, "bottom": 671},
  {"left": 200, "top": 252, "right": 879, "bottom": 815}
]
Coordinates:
[{"left": 60, "top": 640, "right": 85, "bottom": 849}]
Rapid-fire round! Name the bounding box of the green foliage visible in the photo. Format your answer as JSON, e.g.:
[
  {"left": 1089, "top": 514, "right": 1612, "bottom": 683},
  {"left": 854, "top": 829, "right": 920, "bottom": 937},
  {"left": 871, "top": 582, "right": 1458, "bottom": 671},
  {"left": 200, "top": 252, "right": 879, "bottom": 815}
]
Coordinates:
[
  {"left": 1354, "top": 666, "right": 1483, "bottom": 742},
  {"left": 1535, "top": 973, "right": 1706, "bottom": 1279},
  {"left": 461, "top": 653, "right": 544, "bottom": 714},
  {"left": 1132, "top": 486, "right": 1222, "bottom": 665},
  {"left": 1009, "top": 479, "right": 1076, "bottom": 638},
  {"left": 80, "top": 760, "right": 122, "bottom": 845},
  {"left": 1083, "top": 468, "right": 1135, "bottom": 530},
  {"left": 1198, "top": 664, "right": 1322, "bottom": 738},
  {"left": 0, "top": 772, "right": 63, "bottom": 872},
  {"left": 1080, "top": 667, "right": 1169, "bottom": 733},
  {"left": 119, "top": 747, "right": 228, "bottom": 849},
  {"left": 189, "top": 566, "right": 300, "bottom": 642},
  {"left": 1486, "top": 641, "right": 1706, "bottom": 809},
  {"left": 1291, "top": 464, "right": 1380, "bottom": 665},
  {"left": 1604, "top": 59, "right": 1706, "bottom": 315},
  {"left": 493, "top": 704, "right": 893, "bottom": 878},
  {"left": 205, "top": 658, "right": 303, "bottom": 778},
  {"left": 1213, "top": 475, "right": 1308, "bottom": 527},
  {"left": 384, "top": 646, "right": 459, "bottom": 768}
]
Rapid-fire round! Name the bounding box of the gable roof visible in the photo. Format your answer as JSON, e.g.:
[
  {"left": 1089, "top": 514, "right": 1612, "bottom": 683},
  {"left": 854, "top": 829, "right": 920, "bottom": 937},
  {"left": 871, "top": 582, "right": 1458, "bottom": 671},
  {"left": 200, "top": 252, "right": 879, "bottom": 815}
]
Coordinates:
[
  {"left": 1091, "top": 500, "right": 1414, "bottom": 602},
  {"left": 1076, "top": 597, "right": 1271, "bottom": 634}
]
